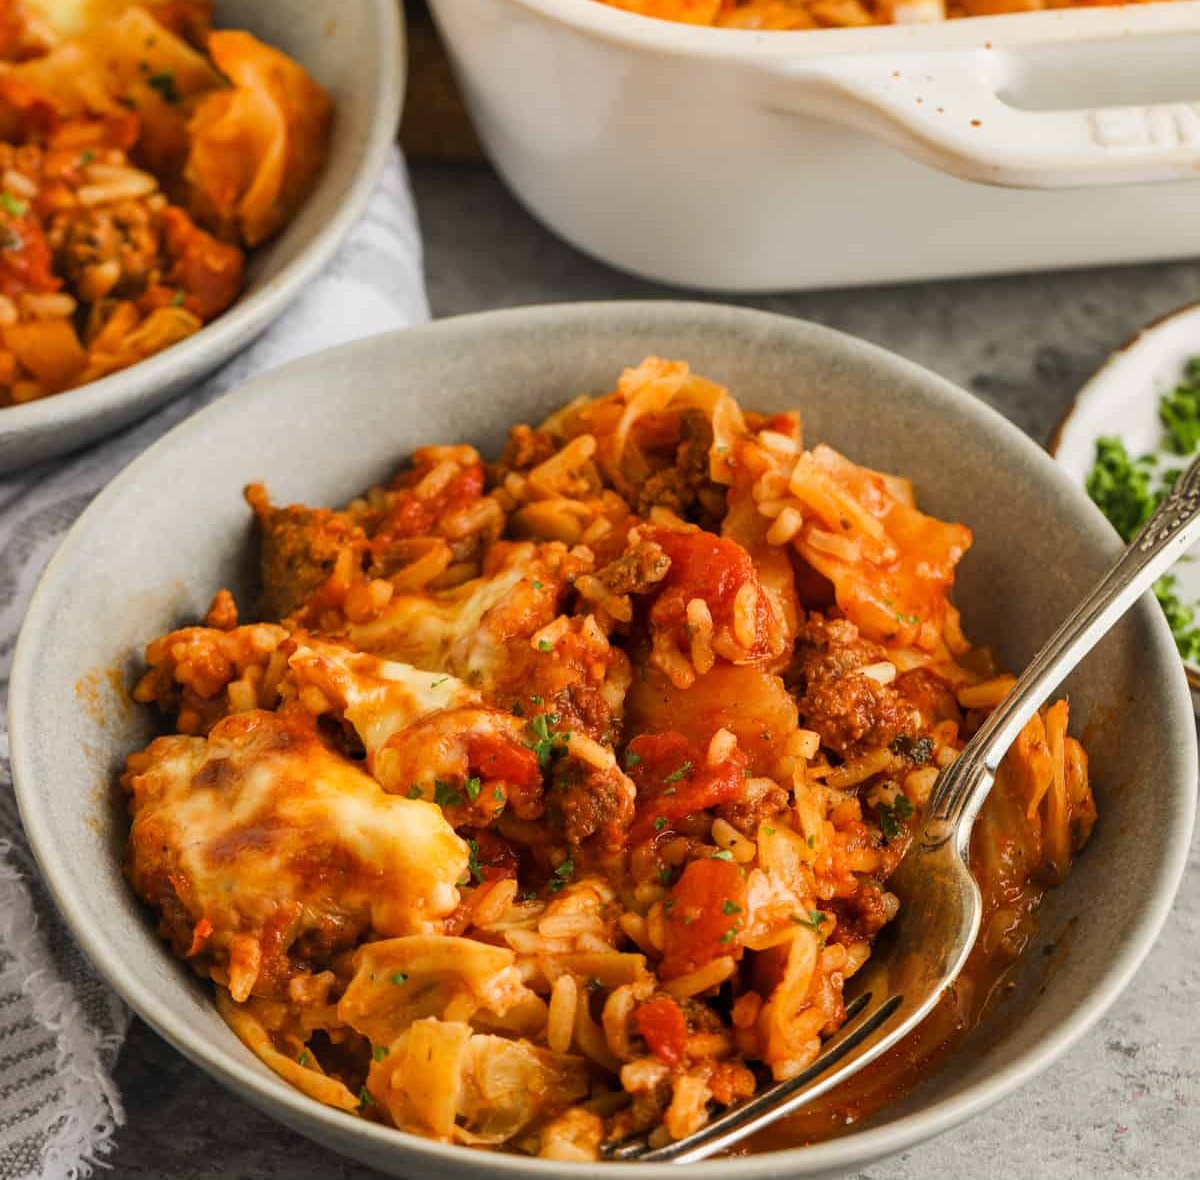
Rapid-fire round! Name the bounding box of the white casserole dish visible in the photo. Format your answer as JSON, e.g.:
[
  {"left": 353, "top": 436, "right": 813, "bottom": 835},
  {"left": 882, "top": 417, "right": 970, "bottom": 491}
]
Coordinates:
[{"left": 427, "top": 0, "right": 1200, "bottom": 290}]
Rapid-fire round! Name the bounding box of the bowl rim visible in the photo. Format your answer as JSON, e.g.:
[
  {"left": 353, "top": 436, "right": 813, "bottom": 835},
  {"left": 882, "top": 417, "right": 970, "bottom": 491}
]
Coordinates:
[
  {"left": 10, "top": 300, "right": 1197, "bottom": 1178},
  {"left": 0, "top": 0, "right": 405, "bottom": 448}
]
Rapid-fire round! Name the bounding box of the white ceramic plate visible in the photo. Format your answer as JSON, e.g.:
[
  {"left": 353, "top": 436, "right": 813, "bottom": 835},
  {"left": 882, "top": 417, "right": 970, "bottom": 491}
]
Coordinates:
[{"left": 1052, "top": 301, "right": 1200, "bottom": 695}]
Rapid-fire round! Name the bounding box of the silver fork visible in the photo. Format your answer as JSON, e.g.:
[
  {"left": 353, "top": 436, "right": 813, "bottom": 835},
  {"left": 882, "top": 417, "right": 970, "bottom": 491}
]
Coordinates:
[{"left": 607, "top": 453, "right": 1200, "bottom": 1164}]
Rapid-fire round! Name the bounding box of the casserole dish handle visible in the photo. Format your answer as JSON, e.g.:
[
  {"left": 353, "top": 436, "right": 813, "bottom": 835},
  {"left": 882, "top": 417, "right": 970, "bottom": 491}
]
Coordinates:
[{"left": 765, "top": 47, "right": 1200, "bottom": 188}]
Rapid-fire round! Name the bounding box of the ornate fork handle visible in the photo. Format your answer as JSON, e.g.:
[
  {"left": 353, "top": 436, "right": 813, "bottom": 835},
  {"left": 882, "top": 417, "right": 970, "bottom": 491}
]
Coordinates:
[
  {"left": 1136, "top": 458, "right": 1200, "bottom": 550},
  {"left": 926, "top": 450, "right": 1200, "bottom": 841}
]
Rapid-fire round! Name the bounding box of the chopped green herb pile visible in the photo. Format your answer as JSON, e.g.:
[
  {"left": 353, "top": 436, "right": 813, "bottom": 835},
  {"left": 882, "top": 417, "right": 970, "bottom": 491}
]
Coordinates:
[
  {"left": 1153, "top": 576, "right": 1200, "bottom": 663},
  {"left": 1160, "top": 357, "right": 1200, "bottom": 454},
  {"left": 1085, "top": 437, "right": 1159, "bottom": 545},
  {"left": 1085, "top": 356, "right": 1200, "bottom": 661}
]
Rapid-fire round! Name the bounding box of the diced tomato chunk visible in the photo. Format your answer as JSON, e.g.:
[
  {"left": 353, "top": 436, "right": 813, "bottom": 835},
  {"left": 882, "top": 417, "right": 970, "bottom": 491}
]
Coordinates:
[
  {"left": 465, "top": 731, "right": 542, "bottom": 816},
  {"left": 160, "top": 206, "right": 244, "bottom": 321},
  {"left": 0, "top": 209, "right": 57, "bottom": 298},
  {"left": 647, "top": 526, "right": 757, "bottom": 615},
  {"left": 467, "top": 731, "right": 540, "bottom": 784},
  {"left": 624, "top": 731, "right": 748, "bottom": 845},
  {"left": 635, "top": 996, "right": 689, "bottom": 1067},
  {"left": 660, "top": 856, "right": 746, "bottom": 980},
  {"left": 643, "top": 525, "right": 782, "bottom": 662}
]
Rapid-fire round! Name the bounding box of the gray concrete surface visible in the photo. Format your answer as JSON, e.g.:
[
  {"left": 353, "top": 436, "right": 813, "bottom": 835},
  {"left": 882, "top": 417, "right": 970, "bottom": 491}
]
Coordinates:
[{"left": 107, "top": 161, "right": 1200, "bottom": 1179}]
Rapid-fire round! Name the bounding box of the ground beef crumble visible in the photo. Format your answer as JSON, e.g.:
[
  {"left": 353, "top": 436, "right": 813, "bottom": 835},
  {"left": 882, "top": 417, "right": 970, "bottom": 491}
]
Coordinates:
[{"left": 790, "top": 613, "right": 914, "bottom": 758}]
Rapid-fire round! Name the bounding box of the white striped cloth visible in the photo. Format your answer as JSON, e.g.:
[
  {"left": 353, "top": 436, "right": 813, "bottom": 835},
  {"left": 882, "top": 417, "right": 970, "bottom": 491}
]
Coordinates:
[{"left": 0, "top": 149, "right": 429, "bottom": 1180}]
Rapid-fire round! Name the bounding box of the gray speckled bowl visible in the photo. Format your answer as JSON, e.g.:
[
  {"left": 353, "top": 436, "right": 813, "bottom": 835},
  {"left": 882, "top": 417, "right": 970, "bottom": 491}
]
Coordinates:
[
  {"left": 10, "top": 303, "right": 1196, "bottom": 1179},
  {"left": 0, "top": 0, "right": 403, "bottom": 474}
]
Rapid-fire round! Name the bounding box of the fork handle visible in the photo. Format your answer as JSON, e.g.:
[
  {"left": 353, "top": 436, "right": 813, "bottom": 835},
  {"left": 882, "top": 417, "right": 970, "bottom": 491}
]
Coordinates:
[{"left": 926, "top": 451, "right": 1200, "bottom": 839}]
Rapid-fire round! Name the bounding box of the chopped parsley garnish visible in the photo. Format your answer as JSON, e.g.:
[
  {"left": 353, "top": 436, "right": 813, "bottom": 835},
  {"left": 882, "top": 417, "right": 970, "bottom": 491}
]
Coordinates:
[
  {"left": 519, "top": 890, "right": 539, "bottom": 902},
  {"left": 147, "top": 71, "right": 180, "bottom": 104},
  {"left": 654, "top": 816, "right": 668, "bottom": 832},
  {"left": 530, "top": 694, "right": 543, "bottom": 705},
  {"left": 297, "top": 1050, "right": 311, "bottom": 1066},
  {"left": 0, "top": 192, "right": 26, "bottom": 217},
  {"left": 526, "top": 713, "right": 569, "bottom": 770},
  {"left": 719, "top": 926, "right": 738, "bottom": 944},
  {"left": 548, "top": 857, "right": 575, "bottom": 893},
  {"left": 792, "top": 911, "right": 826, "bottom": 942},
  {"left": 884, "top": 597, "right": 921, "bottom": 625},
  {"left": 876, "top": 793, "right": 915, "bottom": 841},
  {"left": 405, "top": 784, "right": 423, "bottom": 800},
  {"left": 807, "top": 834, "right": 816, "bottom": 849},
  {"left": 430, "top": 676, "right": 448, "bottom": 688},
  {"left": 372, "top": 1045, "right": 389, "bottom": 1062},
  {"left": 623, "top": 749, "right": 642, "bottom": 769},
  {"left": 531, "top": 579, "right": 544, "bottom": 589},
  {"left": 433, "top": 780, "right": 463, "bottom": 808},
  {"left": 722, "top": 900, "right": 742, "bottom": 915},
  {"left": 493, "top": 786, "right": 505, "bottom": 802},
  {"left": 170, "top": 290, "right": 186, "bottom": 307},
  {"left": 537, "top": 639, "right": 553, "bottom": 652},
  {"left": 464, "top": 776, "right": 482, "bottom": 801},
  {"left": 358, "top": 1086, "right": 375, "bottom": 1109},
  {"left": 663, "top": 761, "right": 692, "bottom": 785},
  {"left": 463, "top": 838, "right": 484, "bottom": 884},
  {"left": 657, "top": 867, "right": 675, "bottom": 885},
  {"left": 711, "top": 849, "right": 734, "bottom": 861},
  {"left": 391, "top": 972, "right": 408, "bottom": 986}
]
